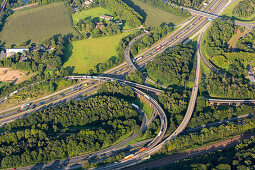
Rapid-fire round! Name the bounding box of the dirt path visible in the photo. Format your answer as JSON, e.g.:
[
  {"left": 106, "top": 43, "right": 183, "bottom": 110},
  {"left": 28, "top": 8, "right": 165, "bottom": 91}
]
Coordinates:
[
  {"left": 126, "top": 133, "right": 255, "bottom": 170},
  {"left": 12, "top": 3, "right": 37, "bottom": 11},
  {"left": 228, "top": 28, "right": 248, "bottom": 48}
]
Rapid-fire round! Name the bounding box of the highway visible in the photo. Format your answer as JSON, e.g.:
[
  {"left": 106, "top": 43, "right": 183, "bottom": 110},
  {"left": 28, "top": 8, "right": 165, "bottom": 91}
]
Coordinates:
[{"left": 0, "top": 0, "right": 248, "bottom": 169}]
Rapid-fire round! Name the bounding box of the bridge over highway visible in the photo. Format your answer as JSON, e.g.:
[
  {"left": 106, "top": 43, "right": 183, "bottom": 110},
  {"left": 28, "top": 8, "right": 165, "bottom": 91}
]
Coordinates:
[
  {"left": 206, "top": 98, "right": 255, "bottom": 105},
  {"left": 67, "top": 76, "right": 163, "bottom": 94}
]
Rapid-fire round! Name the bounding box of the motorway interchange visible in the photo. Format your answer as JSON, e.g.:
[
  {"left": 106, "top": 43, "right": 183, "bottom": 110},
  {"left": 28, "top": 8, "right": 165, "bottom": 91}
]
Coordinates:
[{"left": 1, "top": 0, "right": 255, "bottom": 169}]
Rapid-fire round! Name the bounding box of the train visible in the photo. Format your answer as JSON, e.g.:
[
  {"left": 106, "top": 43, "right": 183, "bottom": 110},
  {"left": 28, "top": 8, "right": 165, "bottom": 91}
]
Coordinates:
[{"left": 123, "top": 154, "right": 134, "bottom": 160}]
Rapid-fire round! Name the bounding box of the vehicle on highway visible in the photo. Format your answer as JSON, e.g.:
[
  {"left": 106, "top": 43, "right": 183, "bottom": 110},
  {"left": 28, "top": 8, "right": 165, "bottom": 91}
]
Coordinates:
[
  {"left": 131, "top": 103, "right": 139, "bottom": 109},
  {"left": 158, "top": 130, "right": 162, "bottom": 136},
  {"left": 157, "top": 46, "right": 162, "bottom": 50},
  {"left": 123, "top": 154, "right": 134, "bottom": 160},
  {"left": 139, "top": 146, "right": 147, "bottom": 152}
]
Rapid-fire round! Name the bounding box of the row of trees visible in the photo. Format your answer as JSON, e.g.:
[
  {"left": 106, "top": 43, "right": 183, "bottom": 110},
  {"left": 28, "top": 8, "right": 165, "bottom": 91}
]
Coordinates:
[
  {"left": 189, "top": 98, "right": 255, "bottom": 128},
  {"left": 146, "top": 44, "right": 195, "bottom": 86},
  {"left": 163, "top": 136, "right": 255, "bottom": 169},
  {"left": 162, "top": 115, "right": 255, "bottom": 157},
  {"left": 75, "top": 18, "right": 121, "bottom": 38},
  {"left": 130, "top": 23, "right": 173, "bottom": 57},
  {"left": 233, "top": 0, "right": 255, "bottom": 17},
  {"left": 94, "top": 0, "right": 143, "bottom": 27},
  {"left": 138, "top": 0, "right": 190, "bottom": 16},
  {"left": 1, "top": 95, "right": 141, "bottom": 168},
  {"left": 166, "top": 0, "right": 204, "bottom": 8}
]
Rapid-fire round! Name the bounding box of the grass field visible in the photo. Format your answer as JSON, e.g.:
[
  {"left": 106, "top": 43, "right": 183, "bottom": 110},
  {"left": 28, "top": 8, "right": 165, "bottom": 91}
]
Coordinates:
[
  {"left": 0, "top": 2, "right": 77, "bottom": 45},
  {"left": 72, "top": 7, "right": 113, "bottom": 24},
  {"left": 221, "top": 0, "right": 255, "bottom": 21},
  {"left": 125, "top": 0, "right": 188, "bottom": 26},
  {"left": 63, "top": 32, "right": 130, "bottom": 74}
]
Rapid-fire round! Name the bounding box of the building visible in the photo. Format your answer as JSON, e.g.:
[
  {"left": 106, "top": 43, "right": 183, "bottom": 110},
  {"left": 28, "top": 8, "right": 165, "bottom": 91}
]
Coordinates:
[
  {"left": 114, "top": 20, "right": 123, "bottom": 25},
  {"left": 96, "top": 22, "right": 104, "bottom": 29},
  {"left": 6, "top": 48, "right": 29, "bottom": 57},
  {"left": 100, "top": 15, "right": 113, "bottom": 20},
  {"left": 0, "top": 51, "right": 7, "bottom": 59},
  {"left": 84, "top": 0, "right": 93, "bottom": 5}
]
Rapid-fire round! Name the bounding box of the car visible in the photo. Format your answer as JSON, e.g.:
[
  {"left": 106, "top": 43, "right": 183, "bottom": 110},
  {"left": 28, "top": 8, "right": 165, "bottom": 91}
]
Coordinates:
[{"left": 18, "top": 110, "right": 22, "bottom": 112}]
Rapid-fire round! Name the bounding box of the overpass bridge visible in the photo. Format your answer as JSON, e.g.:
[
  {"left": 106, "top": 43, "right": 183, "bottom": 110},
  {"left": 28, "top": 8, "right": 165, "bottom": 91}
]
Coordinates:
[
  {"left": 67, "top": 76, "right": 163, "bottom": 95},
  {"left": 206, "top": 98, "right": 255, "bottom": 106},
  {"left": 184, "top": 7, "right": 255, "bottom": 28}
]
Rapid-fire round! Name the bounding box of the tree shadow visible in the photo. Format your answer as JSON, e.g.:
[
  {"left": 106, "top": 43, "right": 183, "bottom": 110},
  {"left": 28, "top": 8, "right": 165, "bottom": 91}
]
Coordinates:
[
  {"left": 62, "top": 43, "right": 73, "bottom": 64},
  {"left": 122, "top": 0, "right": 147, "bottom": 23}
]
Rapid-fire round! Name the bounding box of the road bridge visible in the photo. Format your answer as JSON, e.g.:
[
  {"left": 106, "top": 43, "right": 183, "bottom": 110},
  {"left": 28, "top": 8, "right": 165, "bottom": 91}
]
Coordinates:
[
  {"left": 206, "top": 98, "right": 255, "bottom": 106},
  {"left": 67, "top": 76, "right": 163, "bottom": 94}
]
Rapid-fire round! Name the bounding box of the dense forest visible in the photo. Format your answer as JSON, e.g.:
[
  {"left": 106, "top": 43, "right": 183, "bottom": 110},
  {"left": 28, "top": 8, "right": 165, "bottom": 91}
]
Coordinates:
[
  {"left": 203, "top": 19, "right": 255, "bottom": 77},
  {"left": 204, "top": 19, "right": 236, "bottom": 57},
  {"left": 200, "top": 73, "right": 255, "bottom": 99},
  {"left": 1, "top": 95, "right": 141, "bottom": 168},
  {"left": 146, "top": 44, "right": 195, "bottom": 86},
  {"left": 233, "top": 0, "right": 255, "bottom": 17},
  {"left": 236, "top": 29, "right": 255, "bottom": 52},
  {"left": 94, "top": 0, "right": 143, "bottom": 27},
  {"left": 158, "top": 89, "right": 189, "bottom": 132},
  {"left": 162, "top": 136, "right": 255, "bottom": 169},
  {"left": 137, "top": 0, "right": 190, "bottom": 17}
]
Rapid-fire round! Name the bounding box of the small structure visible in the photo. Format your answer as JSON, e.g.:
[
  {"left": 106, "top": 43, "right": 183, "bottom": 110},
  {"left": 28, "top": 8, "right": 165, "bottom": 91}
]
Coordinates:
[
  {"left": 96, "top": 22, "right": 104, "bottom": 29},
  {"left": 100, "top": 15, "right": 113, "bottom": 20},
  {"left": 84, "top": 0, "right": 93, "bottom": 7},
  {"left": 6, "top": 48, "right": 29, "bottom": 57},
  {"left": 0, "top": 51, "right": 7, "bottom": 59},
  {"left": 114, "top": 20, "right": 123, "bottom": 25}
]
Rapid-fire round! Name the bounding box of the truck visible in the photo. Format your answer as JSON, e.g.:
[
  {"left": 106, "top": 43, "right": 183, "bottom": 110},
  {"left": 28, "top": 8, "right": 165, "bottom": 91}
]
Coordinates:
[
  {"left": 131, "top": 103, "right": 139, "bottom": 109},
  {"left": 124, "top": 154, "right": 134, "bottom": 160},
  {"left": 139, "top": 146, "right": 147, "bottom": 152},
  {"left": 93, "top": 76, "right": 99, "bottom": 79},
  {"left": 208, "top": 18, "right": 213, "bottom": 21},
  {"left": 144, "top": 94, "right": 151, "bottom": 100},
  {"left": 157, "top": 130, "right": 162, "bottom": 136}
]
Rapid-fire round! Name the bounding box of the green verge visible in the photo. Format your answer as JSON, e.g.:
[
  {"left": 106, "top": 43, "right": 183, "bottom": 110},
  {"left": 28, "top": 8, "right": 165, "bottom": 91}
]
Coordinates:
[
  {"left": 221, "top": 0, "right": 255, "bottom": 21},
  {"left": 126, "top": 0, "right": 188, "bottom": 26},
  {"left": 0, "top": 2, "right": 78, "bottom": 46},
  {"left": 63, "top": 32, "right": 131, "bottom": 74}
]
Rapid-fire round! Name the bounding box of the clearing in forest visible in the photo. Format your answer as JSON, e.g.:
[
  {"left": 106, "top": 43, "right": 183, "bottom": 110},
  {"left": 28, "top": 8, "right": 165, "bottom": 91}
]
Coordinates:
[{"left": 63, "top": 32, "right": 130, "bottom": 74}]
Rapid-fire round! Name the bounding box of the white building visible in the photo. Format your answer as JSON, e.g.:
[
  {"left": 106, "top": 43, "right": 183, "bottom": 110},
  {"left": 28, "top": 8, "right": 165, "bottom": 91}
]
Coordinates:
[{"left": 6, "top": 48, "right": 29, "bottom": 57}]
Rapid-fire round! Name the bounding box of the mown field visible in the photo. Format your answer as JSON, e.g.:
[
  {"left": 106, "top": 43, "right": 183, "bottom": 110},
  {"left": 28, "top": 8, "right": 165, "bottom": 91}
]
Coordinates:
[
  {"left": 0, "top": 2, "right": 77, "bottom": 45},
  {"left": 63, "top": 32, "right": 130, "bottom": 74},
  {"left": 124, "top": 0, "right": 188, "bottom": 26},
  {"left": 72, "top": 7, "right": 112, "bottom": 24}
]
